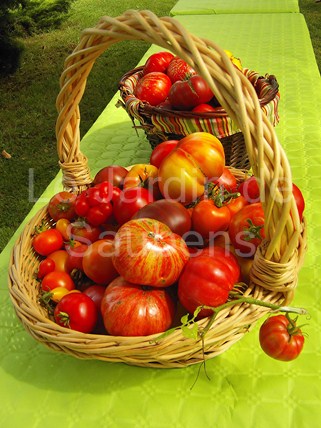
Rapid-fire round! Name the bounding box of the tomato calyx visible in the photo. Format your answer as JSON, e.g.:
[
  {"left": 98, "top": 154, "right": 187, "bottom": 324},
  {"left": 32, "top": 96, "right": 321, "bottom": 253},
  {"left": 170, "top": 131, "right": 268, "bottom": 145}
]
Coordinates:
[
  {"left": 56, "top": 311, "right": 71, "bottom": 328},
  {"left": 243, "top": 219, "right": 264, "bottom": 242},
  {"left": 285, "top": 313, "right": 306, "bottom": 338},
  {"left": 204, "top": 182, "right": 240, "bottom": 207}
]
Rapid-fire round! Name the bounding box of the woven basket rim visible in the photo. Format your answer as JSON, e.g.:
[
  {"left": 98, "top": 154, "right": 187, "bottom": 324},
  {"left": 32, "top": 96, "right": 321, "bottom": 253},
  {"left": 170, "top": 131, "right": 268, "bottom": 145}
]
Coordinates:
[{"left": 118, "top": 65, "right": 280, "bottom": 119}]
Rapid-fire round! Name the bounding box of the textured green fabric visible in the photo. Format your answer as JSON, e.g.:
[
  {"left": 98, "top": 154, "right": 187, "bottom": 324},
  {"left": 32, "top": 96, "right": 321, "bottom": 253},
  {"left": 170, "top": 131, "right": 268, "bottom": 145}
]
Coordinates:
[
  {"left": 1, "top": 12, "right": 320, "bottom": 428},
  {"left": 170, "top": 0, "right": 300, "bottom": 15}
]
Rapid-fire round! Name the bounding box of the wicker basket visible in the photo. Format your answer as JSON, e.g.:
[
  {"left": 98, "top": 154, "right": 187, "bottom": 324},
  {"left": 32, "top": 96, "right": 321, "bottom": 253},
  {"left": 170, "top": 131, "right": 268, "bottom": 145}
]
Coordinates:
[
  {"left": 8, "top": 10, "right": 306, "bottom": 368},
  {"left": 118, "top": 66, "right": 280, "bottom": 169}
]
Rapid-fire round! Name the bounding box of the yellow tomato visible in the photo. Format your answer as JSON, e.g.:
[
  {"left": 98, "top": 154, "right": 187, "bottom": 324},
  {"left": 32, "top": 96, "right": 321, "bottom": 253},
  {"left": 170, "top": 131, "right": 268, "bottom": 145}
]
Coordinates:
[
  {"left": 158, "top": 132, "right": 225, "bottom": 204},
  {"left": 123, "top": 164, "right": 158, "bottom": 189}
]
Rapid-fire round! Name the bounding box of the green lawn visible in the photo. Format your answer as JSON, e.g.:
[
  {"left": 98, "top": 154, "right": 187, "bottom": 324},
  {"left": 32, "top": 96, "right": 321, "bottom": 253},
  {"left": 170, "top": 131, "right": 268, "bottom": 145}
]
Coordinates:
[{"left": 0, "top": 0, "right": 320, "bottom": 252}]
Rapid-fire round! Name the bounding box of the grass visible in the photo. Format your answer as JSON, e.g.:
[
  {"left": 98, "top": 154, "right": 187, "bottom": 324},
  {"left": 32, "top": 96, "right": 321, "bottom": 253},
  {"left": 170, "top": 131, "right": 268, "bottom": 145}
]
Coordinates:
[{"left": 0, "top": 0, "right": 320, "bottom": 252}]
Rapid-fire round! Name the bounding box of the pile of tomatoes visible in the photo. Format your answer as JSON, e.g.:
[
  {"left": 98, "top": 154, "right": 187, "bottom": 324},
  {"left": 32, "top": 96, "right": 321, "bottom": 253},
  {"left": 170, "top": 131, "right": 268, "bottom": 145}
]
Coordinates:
[
  {"left": 32, "top": 130, "right": 305, "bottom": 360},
  {"left": 133, "top": 50, "right": 242, "bottom": 112}
]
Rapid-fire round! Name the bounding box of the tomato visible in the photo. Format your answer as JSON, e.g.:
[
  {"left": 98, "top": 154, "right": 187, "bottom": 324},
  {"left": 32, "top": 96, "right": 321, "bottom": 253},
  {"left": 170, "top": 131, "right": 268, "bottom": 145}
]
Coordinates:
[
  {"left": 101, "top": 276, "right": 176, "bottom": 336},
  {"left": 234, "top": 253, "right": 253, "bottom": 284},
  {"left": 134, "top": 72, "right": 172, "bottom": 106},
  {"left": 143, "top": 51, "right": 175, "bottom": 75},
  {"left": 132, "top": 198, "right": 192, "bottom": 236},
  {"left": 178, "top": 255, "right": 232, "bottom": 319},
  {"left": 83, "top": 284, "right": 106, "bottom": 311},
  {"left": 169, "top": 75, "right": 214, "bottom": 110},
  {"left": 47, "top": 249, "right": 69, "bottom": 272},
  {"left": 199, "top": 245, "right": 241, "bottom": 285},
  {"left": 37, "top": 258, "right": 55, "bottom": 279},
  {"left": 149, "top": 140, "right": 179, "bottom": 168},
  {"left": 70, "top": 220, "right": 101, "bottom": 245},
  {"left": 238, "top": 176, "right": 260, "bottom": 204},
  {"left": 66, "top": 243, "right": 88, "bottom": 272},
  {"left": 54, "top": 292, "right": 98, "bottom": 333},
  {"left": 225, "top": 195, "right": 249, "bottom": 217},
  {"left": 158, "top": 132, "right": 225, "bottom": 204},
  {"left": 55, "top": 218, "right": 72, "bottom": 241},
  {"left": 191, "top": 103, "right": 216, "bottom": 113},
  {"left": 123, "top": 164, "right": 160, "bottom": 198},
  {"left": 166, "top": 57, "right": 196, "bottom": 83},
  {"left": 41, "top": 271, "right": 75, "bottom": 292},
  {"left": 45, "top": 287, "right": 80, "bottom": 303},
  {"left": 292, "top": 183, "right": 305, "bottom": 221},
  {"left": 209, "top": 167, "right": 238, "bottom": 193},
  {"left": 33, "top": 228, "right": 64, "bottom": 256},
  {"left": 259, "top": 314, "right": 304, "bottom": 361},
  {"left": 48, "top": 191, "right": 77, "bottom": 221},
  {"left": 192, "top": 199, "right": 231, "bottom": 239},
  {"left": 112, "top": 218, "right": 190, "bottom": 287},
  {"left": 93, "top": 165, "right": 128, "bottom": 188},
  {"left": 228, "top": 202, "right": 265, "bottom": 257},
  {"left": 112, "top": 186, "right": 155, "bottom": 225},
  {"left": 82, "top": 239, "right": 118, "bottom": 285}
]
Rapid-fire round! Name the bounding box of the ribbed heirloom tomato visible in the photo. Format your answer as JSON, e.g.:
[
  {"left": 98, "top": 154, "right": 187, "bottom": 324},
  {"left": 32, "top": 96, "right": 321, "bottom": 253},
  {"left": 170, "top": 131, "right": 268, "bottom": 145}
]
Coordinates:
[
  {"left": 101, "top": 276, "right": 176, "bottom": 336},
  {"left": 112, "top": 218, "right": 190, "bottom": 287},
  {"left": 158, "top": 132, "right": 225, "bottom": 204}
]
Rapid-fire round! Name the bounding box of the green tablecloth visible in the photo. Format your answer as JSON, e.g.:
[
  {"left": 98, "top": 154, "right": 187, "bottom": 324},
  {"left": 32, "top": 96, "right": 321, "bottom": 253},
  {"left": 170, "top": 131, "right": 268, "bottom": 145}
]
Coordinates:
[
  {"left": 170, "top": 0, "right": 300, "bottom": 15},
  {"left": 1, "top": 12, "right": 321, "bottom": 428}
]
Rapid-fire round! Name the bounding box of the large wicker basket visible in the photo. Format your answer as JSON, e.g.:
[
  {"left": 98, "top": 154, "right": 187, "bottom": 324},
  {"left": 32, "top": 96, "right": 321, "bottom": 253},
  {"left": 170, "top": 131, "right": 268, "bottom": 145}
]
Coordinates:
[
  {"left": 8, "top": 10, "right": 306, "bottom": 368},
  {"left": 118, "top": 66, "right": 280, "bottom": 169}
]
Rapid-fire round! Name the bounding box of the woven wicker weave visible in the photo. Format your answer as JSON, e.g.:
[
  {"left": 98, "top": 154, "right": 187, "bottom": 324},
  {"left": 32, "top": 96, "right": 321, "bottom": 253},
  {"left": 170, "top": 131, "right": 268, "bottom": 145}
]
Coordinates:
[
  {"left": 118, "top": 66, "right": 280, "bottom": 170},
  {"left": 8, "top": 10, "right": 306, "bottom": 368}
]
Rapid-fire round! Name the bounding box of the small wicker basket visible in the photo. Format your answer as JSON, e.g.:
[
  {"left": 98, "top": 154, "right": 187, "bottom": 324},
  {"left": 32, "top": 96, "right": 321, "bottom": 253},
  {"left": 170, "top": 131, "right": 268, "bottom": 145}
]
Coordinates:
[
  {"left": 118, "top": 66, "right": 280, "bottom": 169},
  {"left": 8, "top": 10, "right": 306, "bottom": 368}
]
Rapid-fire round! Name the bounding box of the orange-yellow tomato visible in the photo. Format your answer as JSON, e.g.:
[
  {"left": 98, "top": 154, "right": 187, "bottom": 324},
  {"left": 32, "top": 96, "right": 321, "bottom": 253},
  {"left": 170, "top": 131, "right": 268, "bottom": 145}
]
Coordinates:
[
  {"left": 123, "top": 164, "right": 158, "bottom": 189},
  {"left": 158, "top": 132, "right": 225, "bottom": 204}
]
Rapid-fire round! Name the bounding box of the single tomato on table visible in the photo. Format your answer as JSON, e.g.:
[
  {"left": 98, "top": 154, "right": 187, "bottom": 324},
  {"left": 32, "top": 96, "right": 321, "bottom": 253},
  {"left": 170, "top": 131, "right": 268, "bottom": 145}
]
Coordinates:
[
  {"left": 101, "top": 276, "right": 176, "bottom": 336},
  {"left": 112, "top": 218, "right": 190, "bottom": 288},
  {"left": 259, "top": 314, "right": 305, "bottom": 361}
]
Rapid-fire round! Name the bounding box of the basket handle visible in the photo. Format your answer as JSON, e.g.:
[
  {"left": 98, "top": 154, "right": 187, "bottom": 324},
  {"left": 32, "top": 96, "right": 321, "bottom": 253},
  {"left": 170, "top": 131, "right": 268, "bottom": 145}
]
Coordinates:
[{"left": 55, "top": 9, "right": 303, "bottom": 279}]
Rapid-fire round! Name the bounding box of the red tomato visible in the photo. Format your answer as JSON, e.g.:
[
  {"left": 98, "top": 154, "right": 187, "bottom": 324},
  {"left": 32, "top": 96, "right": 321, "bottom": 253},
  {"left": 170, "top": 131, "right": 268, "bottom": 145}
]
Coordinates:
[
  {"left": 134, "top": 72, "right": 172, "bottom": 106},
  {"left": 66, "top": 243, "right": 88, "bottom": 272},
  {"left": 192, "top": 103, "right": 216, "bottom": 113},
  {"left": 238, "top": 176, "right": 260, "bottom": 203},
  {"left": 149, "top": 140, "right": 179, "bottom": 168},
  {"left": 199, "top": 245, "right": 241, "bottom": 285},
  {"left": 47, "top": 249, "right": 69, "bottom": 272},
  {"left": 82, "top": 239, "right": 118, "bottom": 285},
  {"left": 101, "top": 276, "right": 176, "bottom": 336},
  {"left": 33, "top": 228, "right": 64, "bottom": 256},
  {"left": 41, "top": 271, "right": 75, "bottom": 292},
  {"left": 209, "top": 167, "right": 238, "bottom": 192},
  {"left": 83, "top": 284, "right": 106, "bottom": 311},
  {"left": 178, "top": 255, "right": 232, "bottom": 319},
  {"left": 166, "top": 57, "right": 196, "bottom": 83},
  {"left": 225, "top": 195, "right": 249, "bottom": 217},
  {"left": 93, "top": 165, "right": 128, "bottom": 188},
  {"left": 143, "top": 51, "right": 175, "bottom": 75},
  {"left": 37, "top": 258, "right": 55, "bottom": 279},
  {"left": 48, "top": 191, "right": 77, "bottom": 221},
  {"left": 292, "top": 183, "right": 305, "bottom": 221},
  {"left": 70, "top": 220, "right": 101, "bottom": 245},
  {"left": 169, "top": 75, "right": 214, "bottom": 110},
  {"left": 54, "top": 292, "right": 98, "bottom": 333},
  {"left": 112, "top": 218, "right": 190, "bottom": 288},
  {"left": 228, "top": 202, "right": 265, "bottom": 257},
  {"left": 158, "top": 132, "right": 225, "bottom": 204},
  {"left": 112, "top": 187, "right": 155, "bottom": 225},
  {"left": 132, "top": 199, "right": 192, "bottom": 236},
  {"left": 192, "top": 199, "right": 231, "bottom": 238},
  {"left": 259, "top": 314, "right": 304, "bottom": 361}
]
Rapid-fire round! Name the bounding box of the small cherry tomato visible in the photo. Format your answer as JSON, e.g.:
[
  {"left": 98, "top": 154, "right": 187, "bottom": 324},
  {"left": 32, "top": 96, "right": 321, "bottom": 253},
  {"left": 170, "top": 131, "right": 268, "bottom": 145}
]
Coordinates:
[
  {"left": 48, "top": 191, "right": 77, "bottom": 221},
  {"left": 47, "top": 250, "right": 69, "bottom": 272},
  {"left": 33, "top": 228, "right": 64, "bottom": 256},
  {"left": 37, "top": 258, "right": 55, "bottom": 279},
  {"left": 41, "top": 271, "right": 75, "bottom": 292},
  {"left": 54, "top": 292, "right": 98, "bottom": 333},
  {"left": 55, "top": 218, "right": 72, "bottom": 241}
]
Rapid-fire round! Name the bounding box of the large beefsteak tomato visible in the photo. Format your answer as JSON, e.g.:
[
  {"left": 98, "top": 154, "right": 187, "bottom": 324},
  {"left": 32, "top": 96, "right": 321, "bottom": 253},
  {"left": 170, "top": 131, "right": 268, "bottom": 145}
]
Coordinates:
[
  {"left": 101, "top": 276, "right": 176, "bottom": 336},
  {"left": 158, "top": 132, "right": 225, "bottom": 204},
  {"left": 112, "top": 218, "right": 190, "bottom": 287}
]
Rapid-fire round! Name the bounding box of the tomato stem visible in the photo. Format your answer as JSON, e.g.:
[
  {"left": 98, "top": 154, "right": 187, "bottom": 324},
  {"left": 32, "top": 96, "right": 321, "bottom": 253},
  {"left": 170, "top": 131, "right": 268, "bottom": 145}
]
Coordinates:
[{"left": 199, "top": 293, "right": 308, "bottom": 338}]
